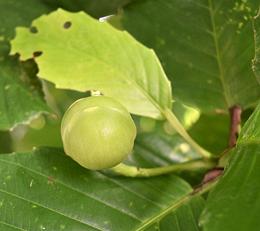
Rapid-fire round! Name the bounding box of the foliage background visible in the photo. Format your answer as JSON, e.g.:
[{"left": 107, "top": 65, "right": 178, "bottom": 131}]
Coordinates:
[{"left": 0, "top": 0, "right": 260, "bottom": 230}]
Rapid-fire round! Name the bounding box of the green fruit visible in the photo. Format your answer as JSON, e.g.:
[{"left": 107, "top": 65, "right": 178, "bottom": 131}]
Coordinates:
[{"left": 61, "top": 96, "right": 136, "bottom": 170}]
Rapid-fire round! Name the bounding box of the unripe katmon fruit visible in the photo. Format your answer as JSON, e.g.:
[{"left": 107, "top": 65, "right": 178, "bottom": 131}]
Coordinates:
[{"left": 61, "top": 96, "right": 136, "bottom": 170}]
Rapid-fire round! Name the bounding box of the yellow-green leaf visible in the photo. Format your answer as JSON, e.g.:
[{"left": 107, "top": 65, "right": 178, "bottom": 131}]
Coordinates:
[{"left": 11, "top": 9, "right": 172, "bottom": 119}]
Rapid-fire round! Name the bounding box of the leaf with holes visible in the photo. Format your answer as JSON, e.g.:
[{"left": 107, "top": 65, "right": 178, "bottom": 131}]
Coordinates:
[
  {"left": 200, "top": 102, "right": 260, "bottom": 231},
  {"left": 0, "top": 147, "right": 204, "bottom": 231},
  {"left": 115, "top": 0, "right": 260, "bottom": 112},
  {"left": 10, "top": 9, "right": 172, "bottom": 119}
]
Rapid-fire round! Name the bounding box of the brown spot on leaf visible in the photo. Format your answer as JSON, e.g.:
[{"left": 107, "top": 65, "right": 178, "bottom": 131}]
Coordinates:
[{"left": 63, "top": 21, "right": 72, "bottom": 29}]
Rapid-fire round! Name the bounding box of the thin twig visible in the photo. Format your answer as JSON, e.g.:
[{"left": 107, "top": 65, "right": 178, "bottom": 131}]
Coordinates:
[
  {"left": 202, "top": 106, "right": 242, "bottom": 181},
  {"left": 200, "top": 106, "right": 242, "bottom": 182},
  {"left": 201, "top": 167, "right": 223, "bottom": 185},
  {"left": 228, "top": 105, "right": 242, "bottom": 147}
]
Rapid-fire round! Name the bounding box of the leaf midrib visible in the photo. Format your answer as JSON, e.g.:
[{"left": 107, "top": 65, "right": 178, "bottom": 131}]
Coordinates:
[
  {"left": 135, "top": 193, "right": 191, "bottom": 231},
  {"left": 0, "top": 221, "right": 26, "bottom": 231},
  {"left": 208, "top": 0, "right": 230, "bottom": 108}
]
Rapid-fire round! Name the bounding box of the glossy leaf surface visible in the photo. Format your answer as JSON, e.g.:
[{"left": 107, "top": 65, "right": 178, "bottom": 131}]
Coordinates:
[
  {"left": 0, "top": 147, "right": 203, "bottom": 231},
  {"left": 117, "top": 0, "right": 260, "bottom": 112}
]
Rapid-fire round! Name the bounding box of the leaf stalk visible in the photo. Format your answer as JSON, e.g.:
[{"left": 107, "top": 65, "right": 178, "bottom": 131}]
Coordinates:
[
  {"left": 163, "top": 108, "right": 212, "bottom": 159},
  {"left": 110, "top": 159, "right": 215, "bottom": 177}
]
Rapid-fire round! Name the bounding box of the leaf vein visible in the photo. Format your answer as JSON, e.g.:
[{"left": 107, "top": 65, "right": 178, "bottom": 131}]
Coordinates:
[
  {"left": 0, "top": 221, "right": 26, "bottom": 231},
  {"left": 0, "top": 159, "right": 142, "bottom": 222},
  {"left": 0, "top": 189, "right": 102, "bottom": 231}
]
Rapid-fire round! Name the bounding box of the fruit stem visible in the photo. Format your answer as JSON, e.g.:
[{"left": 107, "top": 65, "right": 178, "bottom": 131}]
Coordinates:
[
  {"left": 163, "top": 108, "right": 212, "bottom": 159},
  {"left": 110, "top": 159, "right": 215, "bottom": 177}
]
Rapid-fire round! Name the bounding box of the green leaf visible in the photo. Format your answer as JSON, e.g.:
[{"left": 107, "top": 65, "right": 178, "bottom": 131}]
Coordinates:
[
  {"left": 116, "top": 0, "right": 260, "bottom": 112},
  {"left": 0, "top": 55, "right": 51, "bottom": 130},
  {"left": 0, "top": 147, "right": 203, "bottom": 231},
  {"left": 0, "top": 0, "right": 54, "bottom": 130},
  {"left": 142, "top": 196, "right": 205, "bottom": 231},
  {"left": 132, "top": 132, "right": 200, "bottom": 169},
  {"left": 138, "top": 101, "right": 200, "bottom": 135},
  {"left": 189, "top": 113, "right": 229, "bottom": 154},
  {"left": 43, "top": 0, "right": 132, "bottom": 18},
  {"left": 0, "top": 0, "right": 55, "bottom": 40},
  {"left": 200, "top": 103, "right": 260, "bottom": 231},
  {"left": 10, "top": 9, "right": 172, "bottom": 119},
  {"left": 131, "top": 129, "right": 207, "bottom": 185},
  {"left": 154, "top": 196, "right": 205, "bottom": 231},
  {"left": 238, "top": 104, "right": 260, "bottom": 144},
  {"left": 253, "top": 9, "right": 260, "bottom": 83}
]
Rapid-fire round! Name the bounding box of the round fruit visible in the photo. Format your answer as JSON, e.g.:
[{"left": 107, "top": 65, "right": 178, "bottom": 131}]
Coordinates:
[{"left": 61, "top": 96, "right": 136, "bottom": 170}]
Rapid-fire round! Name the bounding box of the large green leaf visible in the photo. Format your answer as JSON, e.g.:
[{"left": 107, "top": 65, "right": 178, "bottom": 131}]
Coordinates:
[
  {"left": 0, "top": 0, "right": 54, "bottom": 130},
  {"left": 253, "top": 9, "right": 260, "bottom": 83},
  {"left": 200, "top": 102, "right": 260, "bottom": 231},
  {"left": 10, "top": 9, "right": 172, "bottom": 119},
  {"left": 116, "top": 0, "right": 260, "bottom": 112},
  {"left": 43, "top": 0, "right": 131, "bottom": 18},
  {"left": 0, "top": 147, "right": 204, "bottom": 231}
]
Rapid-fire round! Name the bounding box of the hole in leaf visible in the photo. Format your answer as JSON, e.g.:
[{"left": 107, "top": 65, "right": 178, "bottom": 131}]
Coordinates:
[
  {"left": 33, "top": 51, "right": 43, "bottom": 58},
  {"left": 63, "top": 21, "right": 72, "bottom": 29},
  {"left": 30, "top": 26, "right": 38, "bottom": 33}
]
